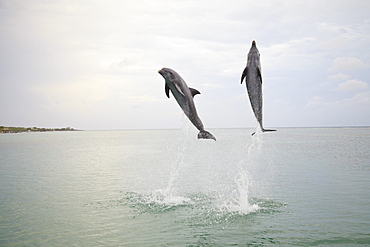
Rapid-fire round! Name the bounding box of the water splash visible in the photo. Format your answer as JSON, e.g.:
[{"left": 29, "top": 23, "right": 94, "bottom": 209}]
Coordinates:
[
  {"left": 224, "top": 126, "right": 263, "bottom": 214},
  {"left": 149, "top": 148, "right": 190, "bottom": 208},
  {"left": 124, "top": 124, "right": 266, "bottom": 216},
  {"left": 134, "top": 117, "right": 193, "bottom": 209}
]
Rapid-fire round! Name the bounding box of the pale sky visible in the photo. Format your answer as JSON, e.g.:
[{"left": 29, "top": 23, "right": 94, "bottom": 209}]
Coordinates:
[{"left": 1, "top": 0, "right": 369, "bottom": 130}]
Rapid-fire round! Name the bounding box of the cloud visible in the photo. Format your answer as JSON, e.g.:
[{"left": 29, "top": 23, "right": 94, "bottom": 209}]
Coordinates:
[
  {"left": 319, "top": 36, "right": 349, "bottom": 50},
  {"left": 305, "top": 96, "right": 324, "bottom": 108},
  {"left": 317, "top": 22, "right": 363, "bottom": 41},
  {"left": 327, "top": 73, "right": 351, "bottom": 81},
  {"left": 329, "top": 57, "right": 368, "bottom": 71},
  {"left": 304, "top": 92, "right": 370, "bottom": 126},
  {"left": 305, "top": 89, "right": 370, "bottom": 112},
  {"left": 261, "top": 37, "right": 319, "bottom": 73},
  {"left": 337, "top": 79, "right": 368, "bottom": 91},
  {"left": 33, "top": 80, "right": 111, "bottom": 111},
  {"left": 263, "top": 37, "right": 316, "bottom": 56}
]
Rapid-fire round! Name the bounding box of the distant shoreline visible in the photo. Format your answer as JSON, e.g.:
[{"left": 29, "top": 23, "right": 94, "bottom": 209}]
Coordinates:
[
  {"left": 1, "top": 126, "right": 369, "bottom": 133},
  {"left": 0, "top": 126, "right": 82, "bottom": 133}
]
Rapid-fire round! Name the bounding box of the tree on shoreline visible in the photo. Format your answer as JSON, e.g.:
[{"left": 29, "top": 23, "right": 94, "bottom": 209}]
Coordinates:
[{"left": 0, "top": 126, "right": 78, "bottom": 133}]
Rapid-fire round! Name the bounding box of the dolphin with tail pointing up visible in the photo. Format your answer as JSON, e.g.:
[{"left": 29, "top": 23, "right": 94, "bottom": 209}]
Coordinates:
[
  {"left": 158, "top": 68, "right": 216, "bottom": 141},
  {"left": 241, "top": 40, "right": 276, "bottom": 135}
]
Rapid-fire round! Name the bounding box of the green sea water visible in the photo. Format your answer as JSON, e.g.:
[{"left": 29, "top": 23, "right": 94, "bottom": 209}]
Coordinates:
[{"left": 0, "top": 127, "right": 369, "bottom": 246}]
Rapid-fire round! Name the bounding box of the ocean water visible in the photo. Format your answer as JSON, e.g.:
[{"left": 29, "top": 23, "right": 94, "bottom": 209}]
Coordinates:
[{"left": 0, "top": 127, "right": 369, "bottom": 246}]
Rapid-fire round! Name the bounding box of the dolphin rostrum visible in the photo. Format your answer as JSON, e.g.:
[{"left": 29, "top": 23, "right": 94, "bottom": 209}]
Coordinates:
[
  {"left": 158, "top": 68, "right": 216, "bottom": 141},
  {"left": 241, "top": 40, "right": 276, "bottom": 135}
]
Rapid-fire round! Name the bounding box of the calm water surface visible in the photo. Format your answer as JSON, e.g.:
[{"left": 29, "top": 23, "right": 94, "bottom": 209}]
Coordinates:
[{"left": 0, "top": 128, "right": 369, "bottom": 246}]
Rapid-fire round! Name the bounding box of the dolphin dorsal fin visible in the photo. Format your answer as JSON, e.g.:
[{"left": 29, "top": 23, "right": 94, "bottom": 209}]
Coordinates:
[{"left": 189, "top": 88, "right": 201, "bottom": 97}]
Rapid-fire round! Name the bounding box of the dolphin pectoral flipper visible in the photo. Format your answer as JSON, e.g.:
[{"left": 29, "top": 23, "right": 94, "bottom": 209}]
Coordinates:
[
  {"left": 174, "top": 83, "right": 185, "bottom": 97},
  {"left": 257, "top": 66, "right": 262, "bottom": 84},
  {"left": 241, "top": 66, "right": 248, "bottom": 84},
  {"left": 165, "top": 84, "right": 170, "bottom": 98},
  {"left": 189, "top": 88, "right": 201, "bottom": 97}
]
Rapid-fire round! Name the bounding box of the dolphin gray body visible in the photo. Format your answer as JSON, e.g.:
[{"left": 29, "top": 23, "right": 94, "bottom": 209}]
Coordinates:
[
  {"left": 158, "top": 68, "right": 216, "bottom": 141},
  {"left": 241, "top": 40, "right": 276, "bottom": 135}
]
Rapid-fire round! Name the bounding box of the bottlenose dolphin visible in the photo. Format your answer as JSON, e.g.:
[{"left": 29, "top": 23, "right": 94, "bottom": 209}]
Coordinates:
[
  {"left": 158, "top": 68, "right": 216, "bottom": 141},
  {"left": 241, "top": 40, "right": 276, "bottom": 135}
]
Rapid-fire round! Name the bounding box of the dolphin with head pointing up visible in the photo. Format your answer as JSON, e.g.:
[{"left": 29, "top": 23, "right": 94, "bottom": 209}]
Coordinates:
[
  {"left": 241, "top": 40, "right": 276, "bottom": 135},
  {"left": 158, "top": 68, "right": 216, "bottom": 141}
]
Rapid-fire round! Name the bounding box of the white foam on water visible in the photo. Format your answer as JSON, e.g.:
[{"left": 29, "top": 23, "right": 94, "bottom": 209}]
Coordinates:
[{"left": 148, "top": 189, "right": 192, "bottom": 206}]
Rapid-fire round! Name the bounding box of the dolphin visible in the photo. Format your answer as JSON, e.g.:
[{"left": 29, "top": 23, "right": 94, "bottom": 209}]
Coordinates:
[
  {"left": 158, "top": 68, "right": 216, "bottom": 141},
  {"left": 241, "top": 40, "right": 276, "bottom": 135}
]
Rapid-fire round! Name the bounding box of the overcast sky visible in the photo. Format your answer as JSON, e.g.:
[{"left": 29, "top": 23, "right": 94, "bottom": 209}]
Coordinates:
[{"left": 1, "top": 0, "right": 369, "bottom": 130}]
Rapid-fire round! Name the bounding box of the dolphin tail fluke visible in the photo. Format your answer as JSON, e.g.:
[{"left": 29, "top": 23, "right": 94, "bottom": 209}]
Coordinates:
[
  {"left": 198, "top": 130, "right": 216, "bottom": 141},
  {"left": 251, "top": 128, "right": 277, "bottom": 136},
  {"left": 262, "top": 128, "right": 277, "bottom": 132}
]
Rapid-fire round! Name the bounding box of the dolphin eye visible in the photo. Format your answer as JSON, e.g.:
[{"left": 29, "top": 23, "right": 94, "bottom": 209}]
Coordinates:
[{"left": 169, "top": 71, "right": 175, "bottom": 79}]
